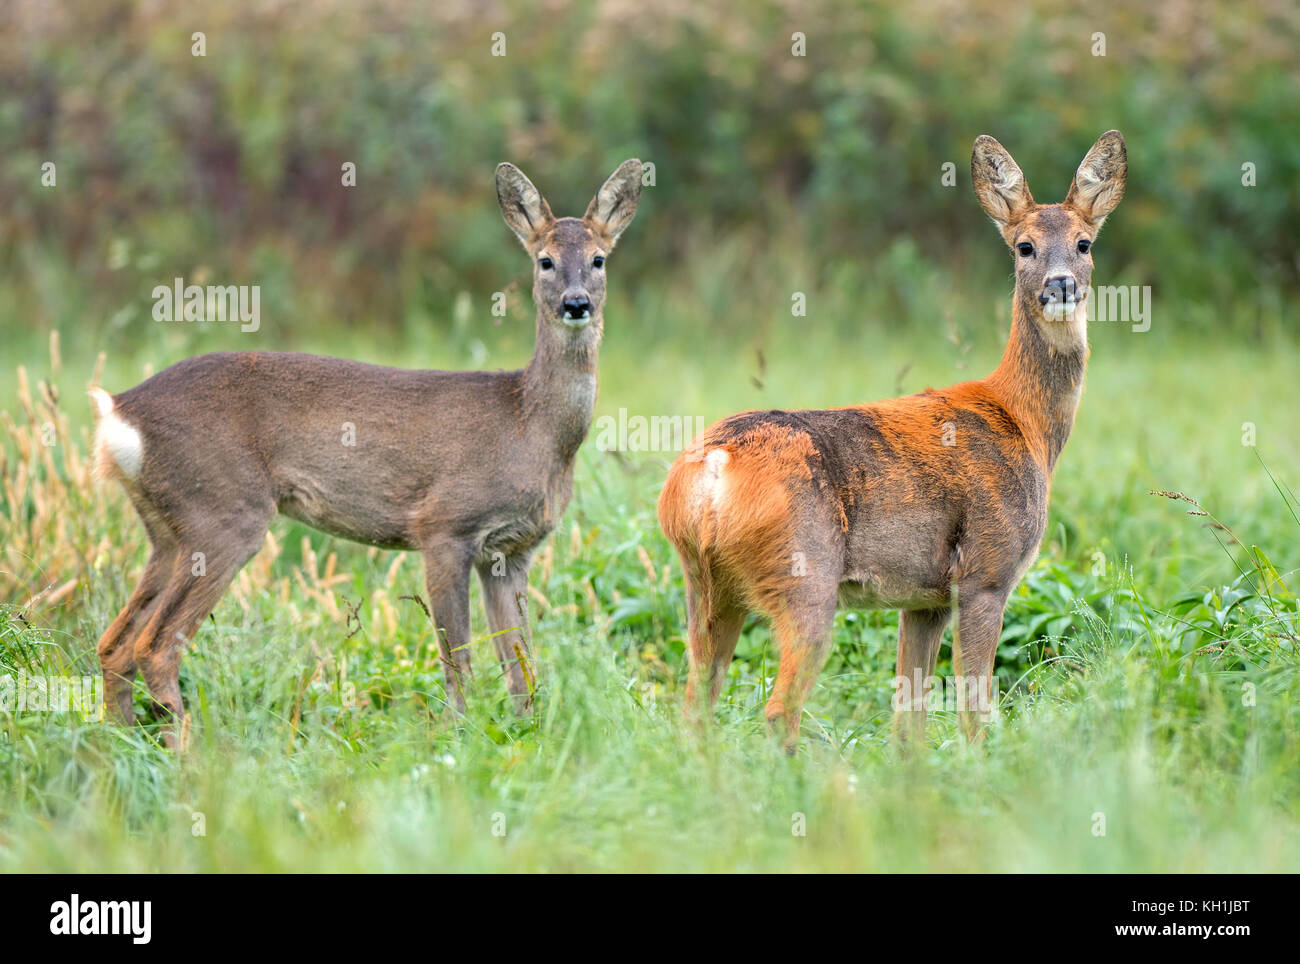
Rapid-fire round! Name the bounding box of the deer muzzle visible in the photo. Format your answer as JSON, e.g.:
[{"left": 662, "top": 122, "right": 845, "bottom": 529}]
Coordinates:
[{"left": 561, "top": 293, "right": 594, "bottom": 327}]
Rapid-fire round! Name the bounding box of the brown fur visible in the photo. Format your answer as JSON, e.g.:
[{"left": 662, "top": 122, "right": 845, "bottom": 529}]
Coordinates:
[
  {"left": 92, "top": 160, "right": 643, "bottom": 747},
  {"left": 659, "top": 132, "right": 1127, "bottom": 751}
]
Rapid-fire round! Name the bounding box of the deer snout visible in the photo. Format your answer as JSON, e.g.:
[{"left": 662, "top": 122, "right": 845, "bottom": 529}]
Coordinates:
[
  {"left": 1039, "top": 274, "right": 1078, "bottom": 306},
  {"left": 561, "top": 292, "right": 593, "bottom": 326}
]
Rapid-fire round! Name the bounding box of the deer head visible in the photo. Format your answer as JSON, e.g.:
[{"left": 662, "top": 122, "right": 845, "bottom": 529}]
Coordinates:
[
  {"left": 496, "top": 159, "right": 643, "bottom": 348},
  {"left": 972, "top": 131, "right": 1127, "bottom": 351}
]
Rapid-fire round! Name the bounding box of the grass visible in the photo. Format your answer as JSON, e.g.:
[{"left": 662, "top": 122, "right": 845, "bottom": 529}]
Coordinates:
[{"left": 2, "top": 298, "right": 1299, "bottom": 872}]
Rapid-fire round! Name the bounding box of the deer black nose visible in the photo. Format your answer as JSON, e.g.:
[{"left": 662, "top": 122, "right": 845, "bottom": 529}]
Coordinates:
[
  {"left": 1039, "top": 274, "right": 1077, "bottom": 305},
  {"left": 562, "top": 296, "right": 592, "bottom": 319}
]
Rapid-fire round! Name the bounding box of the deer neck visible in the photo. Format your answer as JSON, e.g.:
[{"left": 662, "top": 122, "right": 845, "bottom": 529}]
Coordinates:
[
  {"left": 520, "top": 314, "right": 600, "bottom": 461},
  {"left": 985, "top": 293, "right": 1088, "bottom": 473}
]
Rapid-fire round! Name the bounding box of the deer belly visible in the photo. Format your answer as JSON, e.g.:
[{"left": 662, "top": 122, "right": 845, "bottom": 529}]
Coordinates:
[
  {"left": 839, "top": 513, "right": 955, "bottom": 610},
  {"left": 837, "top": 574, "right": 950, "bottom": 611},
  {"left": 276, "top": 474, "right": 415, "bottom": 550}
]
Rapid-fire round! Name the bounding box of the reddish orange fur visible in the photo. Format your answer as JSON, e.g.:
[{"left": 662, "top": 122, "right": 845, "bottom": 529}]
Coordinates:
[
  {"left": 659, "top": 132, "right": 1128, "bottom": 751},
  {"left": 660, "top": 422, "right": 813, "bottom": 606}
]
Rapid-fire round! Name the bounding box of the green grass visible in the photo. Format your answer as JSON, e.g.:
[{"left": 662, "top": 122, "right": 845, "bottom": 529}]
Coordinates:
[{"left": 2, "top": 307, "right": 1299, "bottom": 872}]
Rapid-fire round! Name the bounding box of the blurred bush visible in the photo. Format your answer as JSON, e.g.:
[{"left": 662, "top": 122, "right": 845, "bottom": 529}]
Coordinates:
[{"left": 1, "top": 0, "right": 1296, "bottom": 344}]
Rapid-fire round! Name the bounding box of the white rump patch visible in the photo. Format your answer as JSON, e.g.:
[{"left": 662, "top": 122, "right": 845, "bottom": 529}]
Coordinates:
[
  {"left": 701, "top": 448, "right": 730, "bottom": 510},
  {"left": 90, "top": 387, "right": 143, "bottom": 479}
]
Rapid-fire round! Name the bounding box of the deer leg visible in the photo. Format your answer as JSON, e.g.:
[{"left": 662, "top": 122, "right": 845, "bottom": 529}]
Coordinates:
[
  {"left": 682, "top": 569, "right": 747, "bottom": 724},
  {"left": 127, "top": 573, "right": 187, "bottom": 738},
  {"left": 952, "top": 588, "right": 1008, "bottom": 742},
  {"left": 131, "top": 515, "right": 272, "bottom": 750},
  {"left": 97, "top": 547, "right": 177, "bottom": 725},
  {"left": 422, "top": 540, "right": 474, "bottom": 714},
  {"left": 892, "top": 607, "right": 952, "bottom": 749},
  {"left": 764, "top": 582, "right": 838, "bottom": 754},
  {"left": 476, "top": 553, "right": 535, "bottom": 713}
]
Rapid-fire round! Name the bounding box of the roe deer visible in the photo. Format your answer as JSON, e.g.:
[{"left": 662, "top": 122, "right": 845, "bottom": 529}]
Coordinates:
[
  {"left": 91, "top": 159, "right": 643, "bottom": 747},
  {"left": 658, "top": 132, "right": 1126, "bottom": 751}
]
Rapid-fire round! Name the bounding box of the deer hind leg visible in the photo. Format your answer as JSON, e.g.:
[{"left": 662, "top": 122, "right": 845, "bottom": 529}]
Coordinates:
[
  {"left": 952, "top": 587, "right": 1009, "bottom": 742},
  {"left": 97, "top": 546, "right": 178, "bottom": 725},
  {"left": 131, "top": 511, "right": 273, "bottom": 749},
  {"left": 892, "top": 607, "right": 952, "bottom": 749},
  {"left": 680, "top": 559, "right": 747, "bottom": 724},
  {"left": 422, "top": 539, "right": 474, "bottom": 715},
  {"left": 476, "top": 553, "right": 535, "bottom": 713},
  {"left": 764, "top": 579, "right": 839, "bottom": 754}
]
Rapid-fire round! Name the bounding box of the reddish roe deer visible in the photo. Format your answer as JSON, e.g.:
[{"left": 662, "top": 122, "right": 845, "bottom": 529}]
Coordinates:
[
  {"left": 658, "top": 132, "right": 1126, "bottom": 751},
  {"left": 92, "top": 159, "right": 643, "bottom": 747}
]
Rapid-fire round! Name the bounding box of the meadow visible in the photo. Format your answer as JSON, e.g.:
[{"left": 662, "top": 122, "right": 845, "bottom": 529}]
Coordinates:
[
  {"left": 2, "top": 283, "right": 1298, "bottom": 872},
  {"left": 1, "top": 0, "right": 1297, "bottom": 874}
]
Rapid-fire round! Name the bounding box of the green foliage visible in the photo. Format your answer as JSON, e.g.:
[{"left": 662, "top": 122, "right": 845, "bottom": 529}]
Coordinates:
[
  {"left": 5, "top": 302, "right": 1299, "bottom": 869},
  {"left": 2, "top": 0, "right": 1297, "bottom": 349},
  {"left": 1, "top": 467, "right": 1298, "bottom": 870}
]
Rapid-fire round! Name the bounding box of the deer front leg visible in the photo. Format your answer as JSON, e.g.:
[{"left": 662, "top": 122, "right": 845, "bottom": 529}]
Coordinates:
[
  {"left": 892, "top": 607, "right": 951, "bottom": 750},
  {"left": 422, "top": 540, "right": 475, "bottom": 714},
  {"left": 476, "top": 553, "right": 536, "bottom": 713},
  {"left": 952, "top": 587, "right": 1008, "bottom": 742}
]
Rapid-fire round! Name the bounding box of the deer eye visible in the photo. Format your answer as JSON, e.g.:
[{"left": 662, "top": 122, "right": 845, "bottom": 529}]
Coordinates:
[
  {"left": 1077, "top": 239, "right": 1092, "bottom": 254},
  {"left": 592, "top": 255, "right": 605, "bottom": 269},
  {"left": 1017, "top": 242, "right": 1034, "bottom": 258},
  {"left": 538, "top": 257, "right": 554, "bottom": 270}
]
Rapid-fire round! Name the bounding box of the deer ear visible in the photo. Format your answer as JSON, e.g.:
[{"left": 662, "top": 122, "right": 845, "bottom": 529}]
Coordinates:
[
  {"left": 496, "top": 163, "right": 554, "bottom": 249},
  {"left": 971, "top": 135, "right": 1035, "bottom": 232},
  {"left": 584, "top": 159, "right": 643, "bottom": 246},
  {"left": 1065, "top": 130, "right": 1127, "bottom": 228}
]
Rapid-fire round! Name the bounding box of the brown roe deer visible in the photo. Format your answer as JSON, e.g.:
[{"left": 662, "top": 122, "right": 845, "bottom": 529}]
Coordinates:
[
  {"left": 658, "top": 132, "right": 1126, "bottom": 751},
  {"left": 91, "top": 160, "right": 643, "bottom": 747}
]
